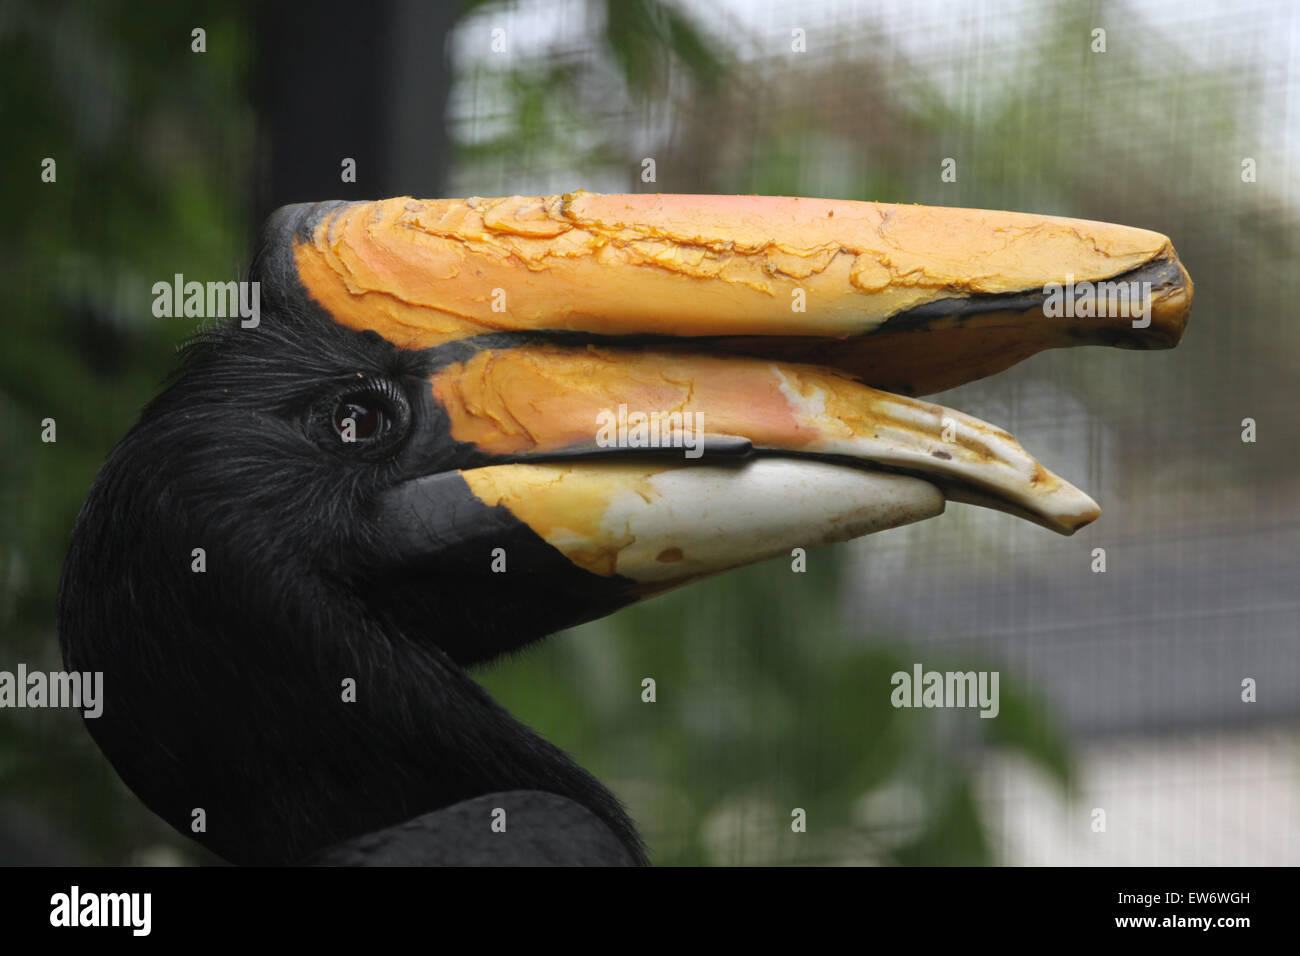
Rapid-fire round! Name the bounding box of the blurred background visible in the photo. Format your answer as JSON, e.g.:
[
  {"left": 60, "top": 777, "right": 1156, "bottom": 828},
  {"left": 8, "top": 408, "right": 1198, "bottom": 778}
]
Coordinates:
[{"left": 2, "top": 0, "right": 1297, "bottom": 865}]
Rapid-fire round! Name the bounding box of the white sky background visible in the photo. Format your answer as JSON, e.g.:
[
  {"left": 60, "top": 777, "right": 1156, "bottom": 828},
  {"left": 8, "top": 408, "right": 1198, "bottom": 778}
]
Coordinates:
[{"left": 450, "top": 0, "right": 1300, "bottom": 209}]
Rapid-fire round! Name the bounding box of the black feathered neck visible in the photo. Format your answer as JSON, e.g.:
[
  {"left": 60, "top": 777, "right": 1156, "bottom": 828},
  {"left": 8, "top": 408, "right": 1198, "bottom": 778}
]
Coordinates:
[{"left": 57, "top": 314, "right": 646, "bottom": 865}]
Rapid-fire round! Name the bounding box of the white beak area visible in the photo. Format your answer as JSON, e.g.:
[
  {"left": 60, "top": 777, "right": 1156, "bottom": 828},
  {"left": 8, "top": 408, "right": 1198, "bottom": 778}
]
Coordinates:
[{"left": 460, "top": 459, "right": 945, "bottom": 590}]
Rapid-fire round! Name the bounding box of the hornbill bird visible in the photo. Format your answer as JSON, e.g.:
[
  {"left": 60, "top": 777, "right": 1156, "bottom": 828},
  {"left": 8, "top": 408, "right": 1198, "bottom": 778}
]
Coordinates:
[{"left": 58, "top": 193, "right": 1192, "bottom": 865}]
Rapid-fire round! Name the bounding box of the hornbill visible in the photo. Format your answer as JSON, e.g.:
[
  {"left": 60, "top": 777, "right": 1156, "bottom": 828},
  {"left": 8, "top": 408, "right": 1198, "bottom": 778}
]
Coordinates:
[{"left": 58, "top": 193, "right": 1192, "bottom": 865}]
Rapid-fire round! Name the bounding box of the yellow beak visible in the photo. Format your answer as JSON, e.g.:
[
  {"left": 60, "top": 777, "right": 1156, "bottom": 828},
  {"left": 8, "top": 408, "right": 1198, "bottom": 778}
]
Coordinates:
[{"left": 277, "top": 192, "right": 1192, "bottom": 595}]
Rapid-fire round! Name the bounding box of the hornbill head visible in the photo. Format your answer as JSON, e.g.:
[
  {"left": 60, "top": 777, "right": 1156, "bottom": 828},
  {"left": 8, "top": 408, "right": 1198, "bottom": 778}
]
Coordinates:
[{"left": 58, "top": 193, "right": 1191, "bottom": 865}]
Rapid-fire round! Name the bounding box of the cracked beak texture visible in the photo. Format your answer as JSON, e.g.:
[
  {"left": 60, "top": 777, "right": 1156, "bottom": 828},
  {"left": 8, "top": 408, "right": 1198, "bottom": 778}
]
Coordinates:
[{"left": 287, "top": 192, "right": 1192, "bottom": 588}]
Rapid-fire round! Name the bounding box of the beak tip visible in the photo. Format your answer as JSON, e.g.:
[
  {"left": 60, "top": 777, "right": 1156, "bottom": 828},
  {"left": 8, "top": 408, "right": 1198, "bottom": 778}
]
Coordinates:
[
  {"left": 1159, "top": 257, "right": 1194, "bottom": 339},
  {"left": 1065, "top": 508, "right": 1102, "bottom": 535},
  {"left": 1052, "top": 490, "right": 1102, "bottom": 535},
  {"left": 1144, "top": 249, "right": 1194, "bottom": 348}
]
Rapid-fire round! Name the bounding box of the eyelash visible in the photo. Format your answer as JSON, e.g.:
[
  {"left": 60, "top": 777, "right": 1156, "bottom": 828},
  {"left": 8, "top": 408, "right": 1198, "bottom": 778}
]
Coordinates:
[{"left": 312, "top": 378, "right": 411, "bottom": 454}]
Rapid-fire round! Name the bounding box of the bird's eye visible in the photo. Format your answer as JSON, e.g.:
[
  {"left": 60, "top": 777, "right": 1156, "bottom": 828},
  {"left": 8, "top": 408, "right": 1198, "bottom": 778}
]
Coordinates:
[
  {"left": 314, "top": 379, "right": 411, "bottom": 457},
  {"left": 334, "top": 399, "right": 385, "bottom": 441}
]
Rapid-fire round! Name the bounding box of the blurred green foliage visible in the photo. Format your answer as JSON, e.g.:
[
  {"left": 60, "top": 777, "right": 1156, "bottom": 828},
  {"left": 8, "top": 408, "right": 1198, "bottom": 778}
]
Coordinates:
[
  {"left": 2, "top": 0, "right": 254, "bottom": 863},
  {"left": 484, "top": 559, "right": 1071, "bottom": 864}
]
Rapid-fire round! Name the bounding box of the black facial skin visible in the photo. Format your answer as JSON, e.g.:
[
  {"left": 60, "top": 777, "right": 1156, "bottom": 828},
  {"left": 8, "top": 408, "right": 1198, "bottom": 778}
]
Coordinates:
[{"left": 56, "top": 259, "right": 647, "bottom": 865}]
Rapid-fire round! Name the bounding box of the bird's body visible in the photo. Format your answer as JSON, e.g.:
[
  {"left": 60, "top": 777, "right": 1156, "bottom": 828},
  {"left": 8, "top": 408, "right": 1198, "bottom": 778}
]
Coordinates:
[
  {"left": 307, "top": 793, "right": 636, "bottom": 866},
  {"left": 58, "top": 193, "right": 1191, "bottom": 865}
]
